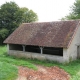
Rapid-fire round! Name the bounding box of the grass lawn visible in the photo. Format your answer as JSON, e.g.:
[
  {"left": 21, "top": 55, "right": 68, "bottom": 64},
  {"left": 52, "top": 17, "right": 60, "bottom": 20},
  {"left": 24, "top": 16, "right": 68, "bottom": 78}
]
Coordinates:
[
  {"left": 0, "top": 62, "right": 17, "bottom": 80},
  {"left": 0, "top": 46, "right": 18, "bottom": 80},
  {"left": 0, "top": 45, "right": 80, "bottom": 80}
]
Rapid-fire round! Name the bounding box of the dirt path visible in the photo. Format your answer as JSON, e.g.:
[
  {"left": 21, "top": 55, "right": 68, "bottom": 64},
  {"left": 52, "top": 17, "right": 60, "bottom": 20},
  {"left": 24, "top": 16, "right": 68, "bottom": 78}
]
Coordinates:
[{"left": 17, "top": 66, "right": 70, "bottom": 80}]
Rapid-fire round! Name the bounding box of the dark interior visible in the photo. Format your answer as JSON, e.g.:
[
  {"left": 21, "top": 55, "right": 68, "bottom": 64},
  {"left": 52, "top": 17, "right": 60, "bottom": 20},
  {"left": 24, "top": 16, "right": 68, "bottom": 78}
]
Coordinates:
[
  {"left": 9, "top": 44, "right": 23, "bottom": 51},
  {"left": 25, "top": 45, "right": 40, "bottom": 53},
  {"left": 9, "top": 44, "right": 63, "bottom": 56},
  {"left": 43, "top": 47, "right": 63, "bottom": 56}
]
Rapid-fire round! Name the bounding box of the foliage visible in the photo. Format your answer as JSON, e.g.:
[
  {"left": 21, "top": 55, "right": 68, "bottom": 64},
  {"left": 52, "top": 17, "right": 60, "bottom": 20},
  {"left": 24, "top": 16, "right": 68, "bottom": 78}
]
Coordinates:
[
  {"left": 0, "top": 29, "right": 9, "bottom": 44},
  {"left": 0, "top": 1, "right": 38, "bottom": 44},
  {"left": 0, "top": 29, "right": 9, "bottom": 38},
  {"left": 0, "top": 2, "right": 20, "bottom": 33},
  {"left": 20, "top": 7, "right": 38, "bottom": 23},
  {"left": 61, "top": 0, "right": 80, "bottom": 20}
]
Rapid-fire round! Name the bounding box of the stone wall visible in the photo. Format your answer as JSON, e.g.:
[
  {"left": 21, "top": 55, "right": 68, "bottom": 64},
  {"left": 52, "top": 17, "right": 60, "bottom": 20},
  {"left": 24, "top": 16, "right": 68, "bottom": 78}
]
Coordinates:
[
  {"left": 9, "top": 50, "right": 64, "bottom": 63},
  {"left": 67, "top": 25, "right": 80, "bottom": 61}
]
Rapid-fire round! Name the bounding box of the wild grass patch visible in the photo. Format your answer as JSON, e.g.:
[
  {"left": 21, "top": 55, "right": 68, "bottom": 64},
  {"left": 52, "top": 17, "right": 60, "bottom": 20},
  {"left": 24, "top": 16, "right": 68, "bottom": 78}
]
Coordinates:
[{"left": 0, "top": 62, "right": 18, "bottom": 80}]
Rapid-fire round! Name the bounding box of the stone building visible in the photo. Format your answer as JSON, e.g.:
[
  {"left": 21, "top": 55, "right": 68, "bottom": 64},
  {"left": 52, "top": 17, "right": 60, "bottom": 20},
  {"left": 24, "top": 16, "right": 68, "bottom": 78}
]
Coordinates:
[{"left": 4, "top": 20, "right": 80, "bottom": 63}]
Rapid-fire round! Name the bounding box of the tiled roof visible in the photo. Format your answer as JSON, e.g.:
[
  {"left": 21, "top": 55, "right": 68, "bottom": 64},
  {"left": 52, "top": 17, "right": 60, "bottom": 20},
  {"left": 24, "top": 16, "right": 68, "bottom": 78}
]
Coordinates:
[{"left": 4, "top": 20, "right": 80, "bottom": 48}]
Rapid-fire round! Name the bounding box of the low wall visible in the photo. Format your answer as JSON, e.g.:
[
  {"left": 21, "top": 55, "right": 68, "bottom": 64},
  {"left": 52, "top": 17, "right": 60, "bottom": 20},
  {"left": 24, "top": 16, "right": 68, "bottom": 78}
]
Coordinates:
[{"left": 9, "top": 50, "right": 64, "bottom": 63}]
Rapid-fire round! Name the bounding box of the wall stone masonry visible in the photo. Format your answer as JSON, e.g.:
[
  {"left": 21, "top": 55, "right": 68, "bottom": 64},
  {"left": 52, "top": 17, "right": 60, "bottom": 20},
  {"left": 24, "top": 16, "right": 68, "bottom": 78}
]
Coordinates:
[{"left": 9, "top": 50, "right": 64, "bottom": 63}]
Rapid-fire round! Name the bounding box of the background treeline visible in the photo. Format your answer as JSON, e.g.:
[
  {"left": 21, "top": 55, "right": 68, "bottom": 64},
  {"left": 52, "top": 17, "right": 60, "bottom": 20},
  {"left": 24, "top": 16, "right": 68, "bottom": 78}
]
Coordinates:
[{"left": 61, "top": 0, "right": 80, "bottom": 20}]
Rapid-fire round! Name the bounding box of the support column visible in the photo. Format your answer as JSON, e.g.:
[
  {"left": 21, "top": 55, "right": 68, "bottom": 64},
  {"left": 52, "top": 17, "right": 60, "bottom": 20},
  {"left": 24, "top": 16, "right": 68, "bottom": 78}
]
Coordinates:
[
  {"left": 22, "top": 45, "right": 26, "bottom": 52},
  {"left": 7, "top": 44, "right": 9, "bottom": 54},
  {"left": 63, "top": 48, "right": 69, "bottom": 62},
  {"left": 40, "top": 47, "right": 43, "bottom": 54}
]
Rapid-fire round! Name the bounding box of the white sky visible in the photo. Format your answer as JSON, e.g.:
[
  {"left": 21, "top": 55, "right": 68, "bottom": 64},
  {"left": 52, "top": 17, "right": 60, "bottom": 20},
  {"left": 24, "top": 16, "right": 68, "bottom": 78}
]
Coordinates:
[{"left": 0, "top": 0, "right": 75, "bottom": 22}]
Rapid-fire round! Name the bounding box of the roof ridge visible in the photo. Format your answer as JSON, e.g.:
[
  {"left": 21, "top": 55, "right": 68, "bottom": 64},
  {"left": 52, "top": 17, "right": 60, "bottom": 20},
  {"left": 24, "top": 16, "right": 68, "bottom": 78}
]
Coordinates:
[{"left": 22, "top": 19, "right": 80, "bottom": 24}]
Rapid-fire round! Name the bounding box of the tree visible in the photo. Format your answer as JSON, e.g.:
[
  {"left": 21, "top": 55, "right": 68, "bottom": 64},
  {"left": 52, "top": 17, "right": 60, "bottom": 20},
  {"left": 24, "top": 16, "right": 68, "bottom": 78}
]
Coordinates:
[
  {"left": 20, "top": 8, "right": 38, "bottom": 23},
  {"left": 0, "top": 1, "right": 38, "bottom": 44},
  {"left": 0, "top": 2, "right": 21, "bottom": 33},
  {"left": 61, "top": 0, "right": 80, "bottom": 20},
  {"left": 0, "top": 29, "right": 9, "bottom": 44}
]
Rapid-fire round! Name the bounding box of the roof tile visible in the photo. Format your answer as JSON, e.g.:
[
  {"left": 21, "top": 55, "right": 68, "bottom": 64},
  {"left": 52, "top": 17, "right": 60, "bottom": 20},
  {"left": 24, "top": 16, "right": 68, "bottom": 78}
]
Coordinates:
[{"left": 4, "top": 20, "right": 80, "bottom": 48}]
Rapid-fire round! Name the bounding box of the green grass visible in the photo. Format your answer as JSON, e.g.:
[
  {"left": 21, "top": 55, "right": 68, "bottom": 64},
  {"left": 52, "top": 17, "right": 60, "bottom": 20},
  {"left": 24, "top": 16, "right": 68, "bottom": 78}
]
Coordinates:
[
  {"left": 0, "top": 46, "right": 37, "bottom": 70},
  {"left": 0, "top": 45, "right": 37, "bottom": 80},
  {"left": 1, "top": 45, "right": 80, "bottom": 80},
  {"left": 0, "top": 46, "right": 17, "bottom": 80},
  {"left": 0, "top": 62, "right": 17, "bottom": 80}
]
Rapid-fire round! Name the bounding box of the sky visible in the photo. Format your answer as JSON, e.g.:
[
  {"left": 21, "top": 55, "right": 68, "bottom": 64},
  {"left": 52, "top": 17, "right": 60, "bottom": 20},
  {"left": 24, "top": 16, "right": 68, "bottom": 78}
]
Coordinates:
[{"left": 0, "top": 0, "right": 75, "bottom": 22}]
